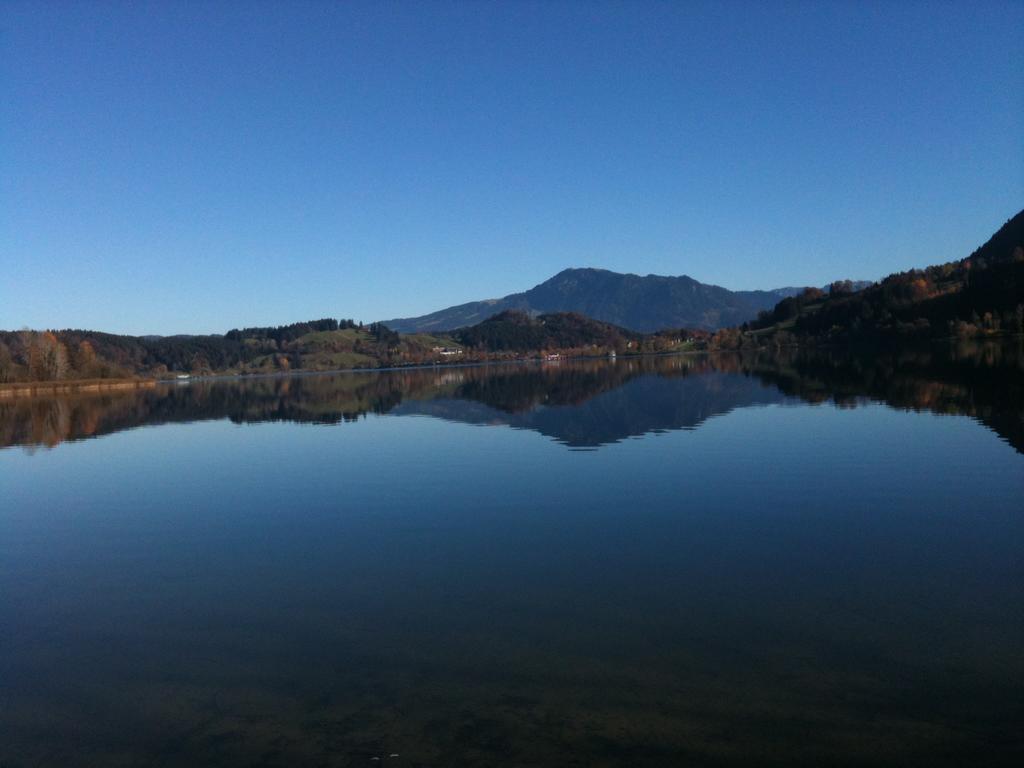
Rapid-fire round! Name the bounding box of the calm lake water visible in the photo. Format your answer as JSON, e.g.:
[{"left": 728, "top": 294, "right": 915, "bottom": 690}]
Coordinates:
[{"left": 2, "top": 347, "right": 1022, "bottom": 767}]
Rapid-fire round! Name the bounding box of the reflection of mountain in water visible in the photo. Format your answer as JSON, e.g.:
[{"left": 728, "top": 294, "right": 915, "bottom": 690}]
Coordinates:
[
  {"left": 394, "top": 373, "right": 789, "bottom": 447},
  {"left": 2, "top": 340, "right": 1022, "bottom": 453}
]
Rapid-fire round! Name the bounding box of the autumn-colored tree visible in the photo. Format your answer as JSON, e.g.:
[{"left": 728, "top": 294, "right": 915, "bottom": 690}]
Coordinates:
[
  {"left": 24, "top": 331, "right": 70, "bottom": 381},
  {"left": 0, "top": 340, "right": 14, "bottom": 382},
  {"left": 801, "top": 287, "right": 825, "bottom": 301},
  {"left": 909, "top": 277, "right": 931, "bottom": 301},
  {"left": 73, "top": 340, "right": 98, "bottom": 377},
  {"left": 189, "top": 353, "right": 212, "bottom": 374},
  {"left": 49, "top": 335, "right": 70, "bottom": 380},
  {"left": 24, "top": 332, "right": 43, "bottom": 380}
]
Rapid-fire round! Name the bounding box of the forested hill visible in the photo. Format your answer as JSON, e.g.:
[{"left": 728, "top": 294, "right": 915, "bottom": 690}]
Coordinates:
[
  {"left": 0, "top": 319, "right": 460, "bottom": 383},
  {"left": 728, "top": 209, "right": 1024, "bottom": 346},
  {"left": 383, "top": 268, "right": 805, "bottom": 333},
  {"left": 451, "top": 310, "right": 638, "bottom": 353}
]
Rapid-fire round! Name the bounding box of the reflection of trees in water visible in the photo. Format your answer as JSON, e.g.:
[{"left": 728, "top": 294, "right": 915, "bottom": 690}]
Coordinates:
[
  {"left": 0, "top": 373, "right": 421, "bottom": 449},
  {"left": 0, "top": 359, "right": 707, "bottom": 449},
  {"left": 2, "top": 341, "right": 1022, "bottom": 452},
  {"left": 0, "top": 394, "right": 132, "bottom": 450},
  {"left": 743, "top": 339, "right": 1024, "bottom": 452}
]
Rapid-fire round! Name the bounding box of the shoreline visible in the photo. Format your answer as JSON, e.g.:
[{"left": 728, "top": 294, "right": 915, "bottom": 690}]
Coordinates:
[
  {"left": 3, "top": 335, "right": 1018, "bottom": 396},
  {"left": 154, "top": 351, "right": 685, "bottom": 385},
  {"left": 0, "top": 378, "right": 158, "bottom": 398},
  {"left": 0, "top": 351, "right": 701, "bottom": 395}
]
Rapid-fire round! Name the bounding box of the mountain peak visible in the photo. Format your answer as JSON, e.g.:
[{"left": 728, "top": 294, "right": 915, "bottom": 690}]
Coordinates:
[
  {"left": 545, "top": 266, "right": 695, "bottom": 283},
  {"left": 382, "top": 268, "right": 806, "bottom": 333}
]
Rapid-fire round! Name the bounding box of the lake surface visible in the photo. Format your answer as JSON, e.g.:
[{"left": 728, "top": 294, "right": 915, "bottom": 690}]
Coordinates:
[{"left": 2, "top": 347, "right": 1022, "bottom": 767}]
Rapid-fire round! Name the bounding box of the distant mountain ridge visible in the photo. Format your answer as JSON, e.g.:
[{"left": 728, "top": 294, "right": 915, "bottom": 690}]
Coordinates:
[{"left": 382, "top": 268, "right": 809, "bottom": 333}]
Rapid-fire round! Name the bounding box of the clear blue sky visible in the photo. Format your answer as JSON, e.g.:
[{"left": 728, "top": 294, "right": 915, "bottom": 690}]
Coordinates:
[{"left": 2, "top": 0, "right": 1021, "bottom": 335}]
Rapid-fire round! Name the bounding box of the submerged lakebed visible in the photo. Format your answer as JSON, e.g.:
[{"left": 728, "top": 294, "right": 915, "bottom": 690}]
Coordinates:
[{"left": 1, "top": 347, "right": 1022, "bottom": 766}]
